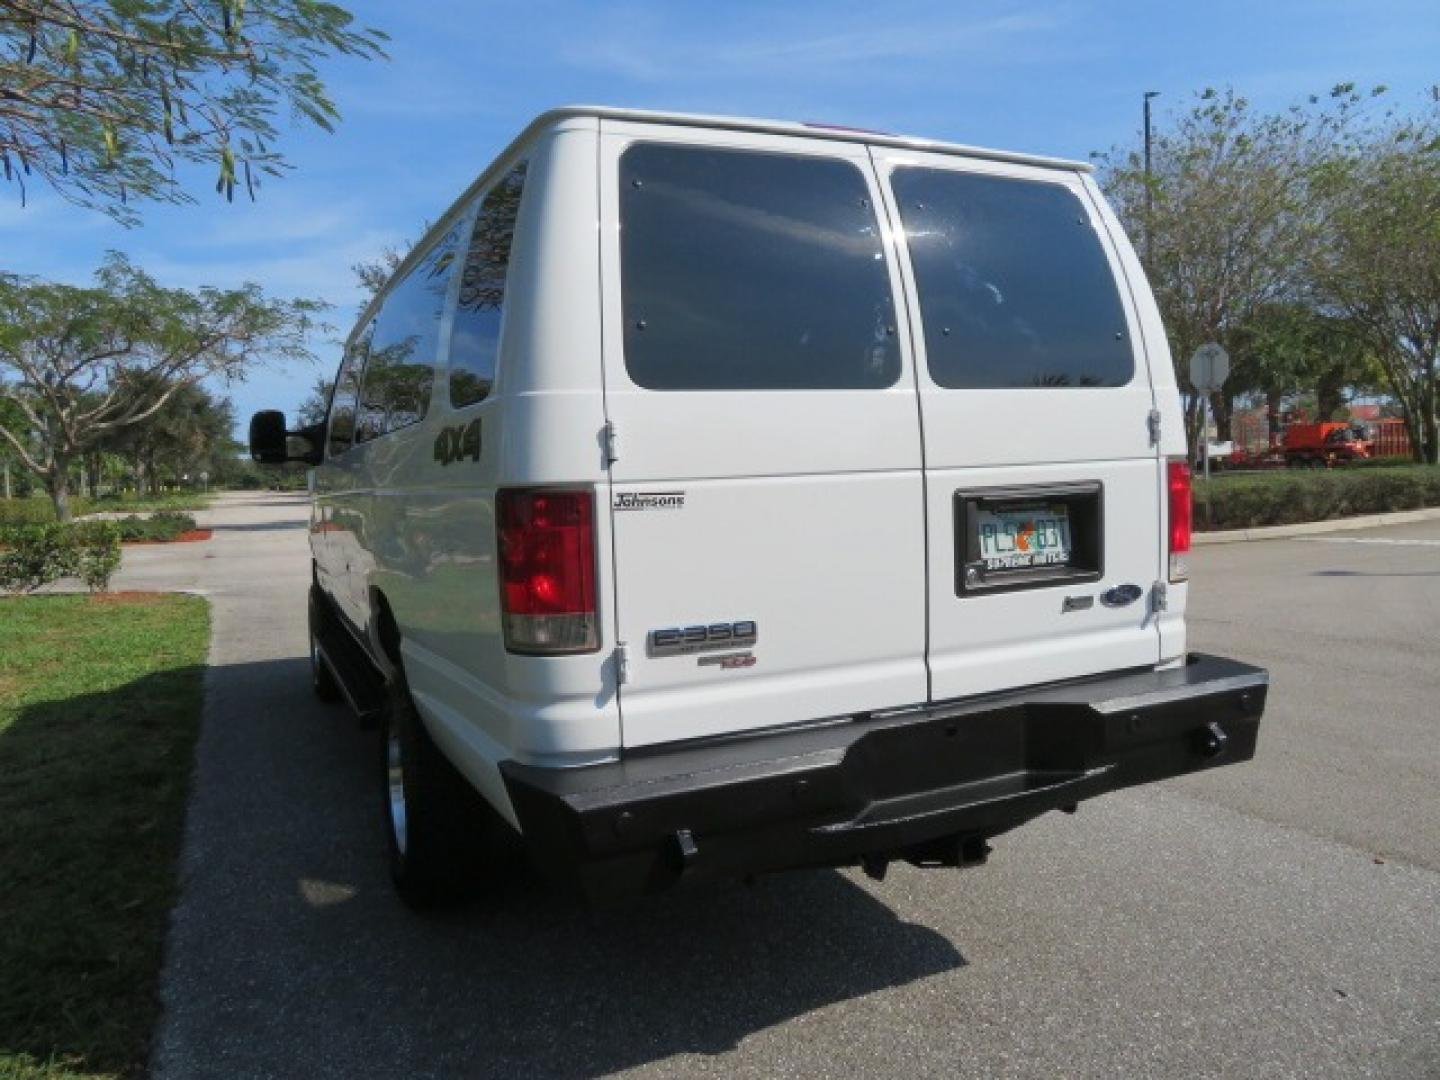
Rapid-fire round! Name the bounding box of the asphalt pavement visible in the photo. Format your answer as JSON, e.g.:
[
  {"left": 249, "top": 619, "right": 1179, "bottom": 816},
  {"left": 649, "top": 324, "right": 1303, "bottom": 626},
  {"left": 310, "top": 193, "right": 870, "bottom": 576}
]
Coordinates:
[{"left": 144, "top": 493, "right": 1439, "bottom": 1079}]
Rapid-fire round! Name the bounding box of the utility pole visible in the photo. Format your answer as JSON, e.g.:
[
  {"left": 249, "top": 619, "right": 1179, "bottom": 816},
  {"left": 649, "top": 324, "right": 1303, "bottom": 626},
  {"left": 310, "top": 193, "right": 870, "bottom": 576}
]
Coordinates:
[{"left": 1143, "top": 90, "right": 1160, "bottom": 265}]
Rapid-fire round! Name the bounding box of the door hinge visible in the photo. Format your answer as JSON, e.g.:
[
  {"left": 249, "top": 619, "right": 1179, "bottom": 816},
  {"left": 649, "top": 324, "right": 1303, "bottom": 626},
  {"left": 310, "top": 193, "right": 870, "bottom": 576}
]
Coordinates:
[
  {"left": 1151, "top": 581, "right": 1169, "bottom": 613},
  {"left": 602, "top": 421, "right": 619, "bottom": 467},
  {"left": 1147, "top": 408, "right": 1162, "bottom": 446},
  {"left": 615, "top": 641, "right": 630, "bottom": 685}
]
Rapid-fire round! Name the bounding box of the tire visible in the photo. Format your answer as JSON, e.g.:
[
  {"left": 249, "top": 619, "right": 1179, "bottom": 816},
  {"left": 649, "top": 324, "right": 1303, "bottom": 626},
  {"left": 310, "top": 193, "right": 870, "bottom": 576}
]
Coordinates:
[
  {"left": 381, "top": 674, "right": 518, "bottom": 909},
  {"left": 307, "top": 588, "right": 342, "bottom": 703}
]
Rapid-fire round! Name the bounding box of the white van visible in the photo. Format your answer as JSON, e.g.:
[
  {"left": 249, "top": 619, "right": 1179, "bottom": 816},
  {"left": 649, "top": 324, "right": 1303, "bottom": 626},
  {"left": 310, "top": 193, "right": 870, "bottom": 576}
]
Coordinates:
[{"left": 251, "top": 107, "right": 1268, "bottom": 907}]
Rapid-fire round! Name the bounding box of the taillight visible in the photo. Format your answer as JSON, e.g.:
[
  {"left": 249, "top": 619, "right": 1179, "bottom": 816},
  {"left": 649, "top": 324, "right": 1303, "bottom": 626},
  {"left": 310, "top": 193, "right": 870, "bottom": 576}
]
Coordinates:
[
  {"left": 497, "top": 489, "right": 598, "bottom": 654},
  {"left": 1167, "top": 459, "right": 1192, "bottom": 583}
]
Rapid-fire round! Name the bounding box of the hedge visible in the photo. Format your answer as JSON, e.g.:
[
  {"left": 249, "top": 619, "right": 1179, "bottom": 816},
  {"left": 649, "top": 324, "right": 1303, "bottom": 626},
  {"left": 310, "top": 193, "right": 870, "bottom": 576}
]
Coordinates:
[
  {"left": 0, "top": 493, "right": 206, "bottom": 526},
  {"left": 1198, "top": 465, "right": 1440, "bottom": 531},
  {"left": 0, "top": 521, "right": 122, "bottom": 594}
]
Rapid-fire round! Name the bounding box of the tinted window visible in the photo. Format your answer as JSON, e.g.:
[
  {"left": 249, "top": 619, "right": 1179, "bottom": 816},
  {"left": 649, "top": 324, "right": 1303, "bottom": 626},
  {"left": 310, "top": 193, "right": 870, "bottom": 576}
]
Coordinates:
[
  {"left": 619, "top": 144, "right": 900, "bottom": 391},
  {"left": 450, "top": 163, "right": 527, "bottom": 408},
  {"left": 892, "top": 169, "right": 1133, "bottom": 389},
  {"left": 356, "top": 225, "right": 461, "bottom": 440},
  {"left": 327, "top": 326, "right": 370, "bottom": 457}
]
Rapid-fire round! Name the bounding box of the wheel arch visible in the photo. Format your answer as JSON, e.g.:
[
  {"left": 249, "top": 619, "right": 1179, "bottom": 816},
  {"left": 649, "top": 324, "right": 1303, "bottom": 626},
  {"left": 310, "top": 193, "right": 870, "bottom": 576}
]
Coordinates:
[{"left": 368, "top": 586, "right": 404, "bottom": 679}]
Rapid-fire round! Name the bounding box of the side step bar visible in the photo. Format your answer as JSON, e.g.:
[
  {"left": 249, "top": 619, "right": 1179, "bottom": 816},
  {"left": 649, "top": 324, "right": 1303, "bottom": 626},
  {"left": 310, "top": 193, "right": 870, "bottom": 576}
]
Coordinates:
[{"left": 310, "top": 586, "right": 386, "bottom": 726}]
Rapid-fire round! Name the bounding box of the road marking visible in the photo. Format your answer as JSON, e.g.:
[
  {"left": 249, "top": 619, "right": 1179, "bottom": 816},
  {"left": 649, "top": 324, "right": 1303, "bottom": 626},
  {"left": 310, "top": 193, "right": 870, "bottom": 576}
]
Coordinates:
[{"left": 1296, "top": 536, "right": 1440, "bottom": 548}]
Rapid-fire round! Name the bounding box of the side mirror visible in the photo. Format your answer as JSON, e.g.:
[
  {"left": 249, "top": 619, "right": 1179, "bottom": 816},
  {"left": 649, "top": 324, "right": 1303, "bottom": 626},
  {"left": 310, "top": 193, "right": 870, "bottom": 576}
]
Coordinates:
[
  {"left": 249, "top": 410, "right": 288, "bottom": 464},
  {"left": 249, "top": 410, "right": 324, "bottom": 466}
]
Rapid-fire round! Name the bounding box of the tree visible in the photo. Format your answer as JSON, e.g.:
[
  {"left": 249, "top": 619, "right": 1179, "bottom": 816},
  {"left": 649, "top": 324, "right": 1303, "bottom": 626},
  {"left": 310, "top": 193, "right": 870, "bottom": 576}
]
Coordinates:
[
  {"left": 1095, "top": 86, "right": 1374, "bottom": 452},
  {"left": 1228, "top": 302, "right": 1380, "bottom": 440},
  {"left": 295, "top": 374, "right": 332, "bottom": 425},
  {"left": 350, "top": 218, "right": 428, "bottom": 306},
  {"left": 99, "top": 376, "right": 235, "bottom": 490},
  {"left": 0, "top": 394, "right": 26, "bottom": 496},
  {"left": 1310, "top": 96, "right": 1440, "bottom": 463},
  {"left": 351, "top": 243, "right": 405, "bottom": 302},
  {"left": 0, "top": 252, "right": 322, "bottom": 519},
  {"left": 0, "top": 0, "right": 385, "bottom": 223}
]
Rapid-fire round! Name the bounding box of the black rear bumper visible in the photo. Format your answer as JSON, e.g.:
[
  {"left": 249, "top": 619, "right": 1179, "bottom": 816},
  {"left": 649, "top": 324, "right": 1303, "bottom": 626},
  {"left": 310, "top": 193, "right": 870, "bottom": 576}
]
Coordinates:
[{"left": 501, "top": 653, "right": 1267, "bottom": 903}]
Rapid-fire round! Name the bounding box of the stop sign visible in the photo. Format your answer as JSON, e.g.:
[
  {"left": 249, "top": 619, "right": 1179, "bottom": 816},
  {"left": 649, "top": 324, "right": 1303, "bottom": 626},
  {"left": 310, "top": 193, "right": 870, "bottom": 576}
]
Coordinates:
[{"left": 1190, "top": 343, "right": 1230, "bottom": 393}]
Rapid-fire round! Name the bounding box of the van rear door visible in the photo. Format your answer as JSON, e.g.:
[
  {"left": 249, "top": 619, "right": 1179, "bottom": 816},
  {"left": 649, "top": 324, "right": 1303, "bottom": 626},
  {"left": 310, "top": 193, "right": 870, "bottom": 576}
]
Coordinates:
[
  {"left": 870, "top": 149, "right": 1164, "bottom": 701},
  {"left": 597, "top": 122, "right": 928, "bottom": 749}
]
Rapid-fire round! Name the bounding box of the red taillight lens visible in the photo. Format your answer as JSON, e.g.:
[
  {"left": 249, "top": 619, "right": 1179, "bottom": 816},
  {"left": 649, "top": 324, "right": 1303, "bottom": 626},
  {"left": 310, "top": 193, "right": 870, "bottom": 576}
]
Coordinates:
[
  {"left": 497, "top": 489, "right": 598, "bottom": 654},
  {"left": 1167, "top": 459, "right": 1192, "bottom": 582}
]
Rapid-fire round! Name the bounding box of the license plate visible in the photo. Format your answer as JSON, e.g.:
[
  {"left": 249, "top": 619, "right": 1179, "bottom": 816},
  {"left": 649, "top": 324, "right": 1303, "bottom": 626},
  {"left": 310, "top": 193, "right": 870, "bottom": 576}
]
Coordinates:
[{"left": 977, "top": 505, "right": 1072, "bottom": 571}]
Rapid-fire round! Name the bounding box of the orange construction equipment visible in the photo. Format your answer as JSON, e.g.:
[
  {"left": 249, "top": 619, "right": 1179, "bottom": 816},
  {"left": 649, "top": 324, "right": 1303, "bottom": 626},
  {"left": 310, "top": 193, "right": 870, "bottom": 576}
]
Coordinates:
[{"left": 1282, "top": 422, "right": 1371, "bottom": 467}]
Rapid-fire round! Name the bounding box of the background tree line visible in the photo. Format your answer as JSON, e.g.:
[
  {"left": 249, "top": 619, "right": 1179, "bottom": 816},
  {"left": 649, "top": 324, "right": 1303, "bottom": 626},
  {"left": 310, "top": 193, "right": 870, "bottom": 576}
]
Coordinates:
[
  {"left": 0, "top": 252, "right": 321, "bottom": 519},
  {"left": 1096, "top": 84, "right": 1440, "bottom": 463},
  {"left": 1, "top": 1, "right": 386, "bottom": 519}
]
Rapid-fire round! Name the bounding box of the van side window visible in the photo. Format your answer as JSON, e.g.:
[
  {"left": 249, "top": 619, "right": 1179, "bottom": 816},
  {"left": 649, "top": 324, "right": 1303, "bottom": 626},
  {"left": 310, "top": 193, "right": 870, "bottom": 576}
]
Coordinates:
[
  {"left": 891, "top": 169, "right": 1133, "bottom": 389},
  {"left": 618, "top": 144, "right": 900, "bottom": 391},
  {"left": 327, "top": 324, "right": 371, "bottom": 457},
  {"left": 356, "top": 225, "right": 462, "bottom": 440},
  {"left": 450, "top": 162, "right": 527, "bottom": 408}
]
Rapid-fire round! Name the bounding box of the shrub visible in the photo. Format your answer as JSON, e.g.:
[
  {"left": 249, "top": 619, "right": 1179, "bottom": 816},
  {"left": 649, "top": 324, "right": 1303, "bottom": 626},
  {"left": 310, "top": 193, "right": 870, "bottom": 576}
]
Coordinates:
[
  {"left": 72, "top": 520, "right": 123, "bottom": 592},
  {"left": 0, "top": 499, "right": 62, "bottom": 526},
  {"left": 112, "top": 511, "right": 198, "bottom": 542},
  {"left": 0, "top": 523, "right": 77, "bottom": 594},
  {"left": 0, "top": 520, "right": 125, "bottom": 594}
]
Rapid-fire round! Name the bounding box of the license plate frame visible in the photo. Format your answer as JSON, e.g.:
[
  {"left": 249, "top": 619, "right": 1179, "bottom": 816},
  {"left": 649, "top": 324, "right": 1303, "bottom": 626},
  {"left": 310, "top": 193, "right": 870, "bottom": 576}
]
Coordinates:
[{"left": 954, "top": 482, "right": 1104, "bottom": 597}]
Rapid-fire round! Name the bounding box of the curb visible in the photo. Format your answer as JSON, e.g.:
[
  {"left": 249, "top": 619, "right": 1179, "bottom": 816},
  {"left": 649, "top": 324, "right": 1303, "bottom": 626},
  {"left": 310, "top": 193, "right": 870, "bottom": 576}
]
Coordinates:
[{"left": 1194, "top": 506, "right": 1440, "bottom": 545}]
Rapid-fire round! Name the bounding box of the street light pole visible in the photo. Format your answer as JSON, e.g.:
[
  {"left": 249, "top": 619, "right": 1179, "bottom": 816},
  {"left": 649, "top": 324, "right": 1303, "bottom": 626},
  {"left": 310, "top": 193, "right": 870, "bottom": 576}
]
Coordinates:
[{"left": 1143, "top": 90, "right": 1159, "bottom": 265}]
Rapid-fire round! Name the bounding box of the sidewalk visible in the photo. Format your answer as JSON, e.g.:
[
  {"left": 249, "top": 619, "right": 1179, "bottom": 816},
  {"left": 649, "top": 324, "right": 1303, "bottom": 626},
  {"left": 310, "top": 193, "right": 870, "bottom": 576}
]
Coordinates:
[{"left": 1194, "top": 505, "right": 1440, "bottom": 544}]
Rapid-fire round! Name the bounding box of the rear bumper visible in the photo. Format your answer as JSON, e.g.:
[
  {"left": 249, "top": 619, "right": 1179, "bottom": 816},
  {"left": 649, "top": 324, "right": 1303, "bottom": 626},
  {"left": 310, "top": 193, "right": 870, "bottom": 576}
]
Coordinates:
[{"left": 501, "top": 653, "right": 1267, "bottom": 903}]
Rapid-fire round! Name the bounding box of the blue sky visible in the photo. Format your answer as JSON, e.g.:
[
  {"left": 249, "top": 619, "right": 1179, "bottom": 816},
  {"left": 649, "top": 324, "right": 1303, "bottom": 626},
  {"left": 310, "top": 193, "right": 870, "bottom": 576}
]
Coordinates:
[{"left": 4, "top": 0, "right": 1438, "bottom": 434}]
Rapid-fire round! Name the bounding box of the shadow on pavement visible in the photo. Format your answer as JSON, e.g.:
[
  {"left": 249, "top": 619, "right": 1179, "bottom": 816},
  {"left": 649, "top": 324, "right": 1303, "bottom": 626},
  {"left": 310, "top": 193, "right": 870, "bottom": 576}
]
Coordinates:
[
  {"left": 207, "top": 519, "right": 308, "bottom": 533},
  {"left": 214, "top": 495, "right": 310, "bottom": 509},
  {"left": 154, "top": 656, "right": 965, "bottom": 1079},
  {"left": 1312, "top": 569, "right": 1440, "bottom": 578}
]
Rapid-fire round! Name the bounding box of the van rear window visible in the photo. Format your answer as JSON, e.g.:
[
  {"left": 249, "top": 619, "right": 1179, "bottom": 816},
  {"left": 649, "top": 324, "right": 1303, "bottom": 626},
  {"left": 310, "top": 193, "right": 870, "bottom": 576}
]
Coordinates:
[
  {"left": 891, "top": 169, "right": 1133, "bottom": 389},
  {"left": 619, "top": 144, "right": 900, "bottom": 391}
]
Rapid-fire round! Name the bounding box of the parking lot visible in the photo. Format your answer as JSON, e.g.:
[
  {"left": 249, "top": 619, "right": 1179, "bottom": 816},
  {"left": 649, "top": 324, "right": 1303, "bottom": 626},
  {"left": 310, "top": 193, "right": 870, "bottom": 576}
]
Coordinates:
[{"left": 145, "top": 494, "right": 1438, "bottom": 1079}]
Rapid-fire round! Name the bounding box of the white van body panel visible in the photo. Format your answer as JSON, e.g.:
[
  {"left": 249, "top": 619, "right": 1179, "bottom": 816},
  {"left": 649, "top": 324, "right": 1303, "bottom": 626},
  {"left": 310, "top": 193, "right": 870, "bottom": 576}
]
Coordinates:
[
  {"left": 868, "top": 146, "right": 1164, "bottom": 702},
  {"left": 596, "top": 119, "right": 929, "bottom": 748}
]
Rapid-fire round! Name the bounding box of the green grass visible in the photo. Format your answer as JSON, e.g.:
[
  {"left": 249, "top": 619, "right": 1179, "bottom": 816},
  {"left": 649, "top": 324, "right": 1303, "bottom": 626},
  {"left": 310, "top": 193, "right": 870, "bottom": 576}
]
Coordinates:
[
  {"left": 1198, "top": 463, "right": 1440, "bottom": 530},
  {"left": 0, "top": 594, "right": 210, "bottom": 1080},
  {"left": 0, "top": 495, "right": 210, "bottom": 526}
]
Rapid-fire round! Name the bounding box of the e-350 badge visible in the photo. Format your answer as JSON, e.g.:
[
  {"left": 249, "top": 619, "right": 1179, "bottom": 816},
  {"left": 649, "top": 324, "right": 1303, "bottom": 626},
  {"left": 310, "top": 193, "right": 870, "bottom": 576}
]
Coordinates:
[{"left": 647, "top": 620, "right": 757, "bottom": 657}]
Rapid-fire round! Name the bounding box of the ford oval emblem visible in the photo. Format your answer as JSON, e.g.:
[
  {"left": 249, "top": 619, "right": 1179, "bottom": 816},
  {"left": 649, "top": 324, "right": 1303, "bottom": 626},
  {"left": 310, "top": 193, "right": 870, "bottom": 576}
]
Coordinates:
[{"left": 1101, "top": 583, "right": 1144, "bottom": 608}]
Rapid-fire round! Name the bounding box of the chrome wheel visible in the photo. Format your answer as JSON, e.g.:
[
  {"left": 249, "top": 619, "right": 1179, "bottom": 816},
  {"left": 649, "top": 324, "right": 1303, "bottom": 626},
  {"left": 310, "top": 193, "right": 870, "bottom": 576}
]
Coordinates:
[{"left": 386, "top": 726, "right": 409, "bottom": 857}]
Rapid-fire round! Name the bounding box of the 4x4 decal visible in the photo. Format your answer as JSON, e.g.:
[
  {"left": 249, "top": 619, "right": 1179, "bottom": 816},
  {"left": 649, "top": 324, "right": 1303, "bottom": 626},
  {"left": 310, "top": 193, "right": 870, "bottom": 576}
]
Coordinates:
[{"left": 434, "top": 418, "right": 481, "bottom": 466}]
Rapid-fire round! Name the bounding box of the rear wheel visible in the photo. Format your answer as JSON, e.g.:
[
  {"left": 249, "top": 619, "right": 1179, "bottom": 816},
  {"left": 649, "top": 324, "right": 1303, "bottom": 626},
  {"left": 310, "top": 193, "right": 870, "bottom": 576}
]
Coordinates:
[{"left": 381, "top": 673, "right": 518, "bottom": 909}]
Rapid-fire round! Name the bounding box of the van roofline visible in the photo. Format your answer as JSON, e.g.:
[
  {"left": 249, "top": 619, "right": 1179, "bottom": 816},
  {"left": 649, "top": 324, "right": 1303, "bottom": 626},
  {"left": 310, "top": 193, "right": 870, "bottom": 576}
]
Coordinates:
[
  {"left": 532, "top": 105, "right": 1092, "bottom": 174},
  {"left": 346, "top": 105, "right": 1091, "bottom": 343}
]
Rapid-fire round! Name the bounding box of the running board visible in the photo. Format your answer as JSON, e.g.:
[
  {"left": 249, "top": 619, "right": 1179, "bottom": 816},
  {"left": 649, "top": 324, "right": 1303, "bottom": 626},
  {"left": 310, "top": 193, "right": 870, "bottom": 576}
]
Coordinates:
[{"left": 312, "top": 601, "right": 386, "bottom": 727}]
